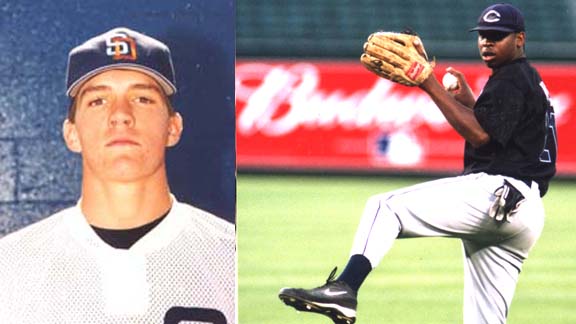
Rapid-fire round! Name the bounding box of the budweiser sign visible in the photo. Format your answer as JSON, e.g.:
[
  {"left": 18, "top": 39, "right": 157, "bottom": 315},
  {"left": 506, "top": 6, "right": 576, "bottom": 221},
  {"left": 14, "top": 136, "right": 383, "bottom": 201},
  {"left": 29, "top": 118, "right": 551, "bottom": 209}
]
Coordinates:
[{"left": 236, "top": 60, "right": 575, "bottom": 175}]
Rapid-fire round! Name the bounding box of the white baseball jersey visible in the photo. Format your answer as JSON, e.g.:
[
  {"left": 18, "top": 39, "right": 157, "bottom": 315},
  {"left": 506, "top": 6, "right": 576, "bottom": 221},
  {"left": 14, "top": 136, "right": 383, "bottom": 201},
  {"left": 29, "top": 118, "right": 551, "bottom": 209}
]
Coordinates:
[{"left": 0, "top": 196, "right": 235, "bottom": 324}]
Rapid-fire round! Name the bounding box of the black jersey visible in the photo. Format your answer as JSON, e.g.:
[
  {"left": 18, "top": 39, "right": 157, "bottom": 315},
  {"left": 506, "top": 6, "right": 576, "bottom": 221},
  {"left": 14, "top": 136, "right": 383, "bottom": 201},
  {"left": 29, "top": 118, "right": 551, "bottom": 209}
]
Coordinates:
[{"left": 463, "top": 58, "right": 557, "bottom": 196}]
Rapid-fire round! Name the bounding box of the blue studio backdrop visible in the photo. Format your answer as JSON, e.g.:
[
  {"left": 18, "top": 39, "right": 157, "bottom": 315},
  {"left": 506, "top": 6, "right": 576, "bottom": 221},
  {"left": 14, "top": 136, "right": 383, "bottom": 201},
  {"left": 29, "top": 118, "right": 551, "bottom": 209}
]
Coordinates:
[{"left": 0, "top": 0, "right": 236, "bottom": 235}]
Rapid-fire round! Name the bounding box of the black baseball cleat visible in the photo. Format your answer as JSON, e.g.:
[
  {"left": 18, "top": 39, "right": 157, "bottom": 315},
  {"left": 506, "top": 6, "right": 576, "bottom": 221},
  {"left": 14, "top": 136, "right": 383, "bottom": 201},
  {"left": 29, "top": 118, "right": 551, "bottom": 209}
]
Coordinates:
[{"left": 279, "top": 267, "right": 357, "bottom": 324}]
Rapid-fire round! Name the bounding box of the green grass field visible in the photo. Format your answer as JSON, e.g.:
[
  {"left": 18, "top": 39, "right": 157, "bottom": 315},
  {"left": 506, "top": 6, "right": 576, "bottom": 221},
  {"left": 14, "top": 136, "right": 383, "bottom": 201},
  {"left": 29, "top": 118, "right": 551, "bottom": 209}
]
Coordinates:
[{"left": 238, "top": 174, "right": 576, "bottom": 324}]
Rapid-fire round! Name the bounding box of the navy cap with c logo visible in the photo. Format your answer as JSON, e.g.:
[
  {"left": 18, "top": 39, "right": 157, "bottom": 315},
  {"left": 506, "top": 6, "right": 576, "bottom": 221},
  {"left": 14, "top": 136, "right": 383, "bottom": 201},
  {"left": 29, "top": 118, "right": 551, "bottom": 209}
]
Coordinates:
[
  {"left": 66, "top": 27, "right": 176, "bottom": 98},
  {"left": 469, "top": 3, "right": 525, "bottom": 33}
]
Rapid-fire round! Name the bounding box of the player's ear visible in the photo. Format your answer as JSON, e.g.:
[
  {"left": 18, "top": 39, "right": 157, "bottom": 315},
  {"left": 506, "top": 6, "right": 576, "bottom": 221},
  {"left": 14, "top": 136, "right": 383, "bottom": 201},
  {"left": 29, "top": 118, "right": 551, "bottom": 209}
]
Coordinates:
[
  {"left": 515, "top": 32, "right": 526, "bottom": 48},
  {"left": 63, "top": 119, "right": 82, "bottom": 153},
  {"left": 166, "top": 112, "right": 183, "bottom": 147}
]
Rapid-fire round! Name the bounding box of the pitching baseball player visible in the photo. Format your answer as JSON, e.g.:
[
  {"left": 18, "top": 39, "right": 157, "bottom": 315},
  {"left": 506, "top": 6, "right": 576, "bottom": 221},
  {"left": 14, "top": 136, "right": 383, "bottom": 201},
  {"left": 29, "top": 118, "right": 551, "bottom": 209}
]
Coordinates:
[
  {"left": 279, "top": 3, "right": 557, "bottom": 324},
  {"left": 0, "top": 27, "right": 235, "bottom": 324}
]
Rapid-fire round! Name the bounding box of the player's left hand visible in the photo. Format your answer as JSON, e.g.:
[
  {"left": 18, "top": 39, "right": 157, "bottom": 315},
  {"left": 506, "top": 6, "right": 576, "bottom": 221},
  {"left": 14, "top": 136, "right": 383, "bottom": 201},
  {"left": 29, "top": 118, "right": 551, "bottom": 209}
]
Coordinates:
[
  {"left": 488, "top": 180, "right": 526, "bottom": 223},
  {"left": 361, "top": 31, "right": 435, "bottom": 87}
]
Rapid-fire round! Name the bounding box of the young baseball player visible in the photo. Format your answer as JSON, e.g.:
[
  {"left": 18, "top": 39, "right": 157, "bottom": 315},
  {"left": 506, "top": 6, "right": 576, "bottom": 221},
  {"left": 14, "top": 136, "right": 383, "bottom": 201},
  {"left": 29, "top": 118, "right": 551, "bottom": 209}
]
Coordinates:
[
  {"left": 279, "top": 3, "right": 557, "bottom": 324},
  {"left": 0, "top": 28, "right": 235, "bottom": 324}
]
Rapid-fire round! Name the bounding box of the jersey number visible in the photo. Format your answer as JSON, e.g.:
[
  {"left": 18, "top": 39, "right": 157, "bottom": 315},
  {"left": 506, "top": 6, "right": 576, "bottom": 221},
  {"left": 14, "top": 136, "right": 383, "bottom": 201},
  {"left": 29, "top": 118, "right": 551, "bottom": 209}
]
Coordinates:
[
  {"left": 538, "top": 81, "right": 557, "bottom": 163},
  {"left": 164, "top": 307, "right": 227, "bottom": 324}
]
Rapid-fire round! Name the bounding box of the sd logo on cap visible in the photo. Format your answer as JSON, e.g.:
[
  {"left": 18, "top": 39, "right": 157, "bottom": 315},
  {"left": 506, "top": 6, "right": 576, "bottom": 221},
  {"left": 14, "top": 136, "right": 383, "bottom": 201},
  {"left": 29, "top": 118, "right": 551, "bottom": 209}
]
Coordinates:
[{"left": 66, "top": 27, "right": 176, "bottom": 98}]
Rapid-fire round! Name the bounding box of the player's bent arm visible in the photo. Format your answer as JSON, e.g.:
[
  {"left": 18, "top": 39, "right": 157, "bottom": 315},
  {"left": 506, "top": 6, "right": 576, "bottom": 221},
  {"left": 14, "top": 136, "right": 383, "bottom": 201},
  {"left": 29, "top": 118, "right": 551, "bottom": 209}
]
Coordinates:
[{"left": 420, "top": 74, "right": 490, "bottom": 148}]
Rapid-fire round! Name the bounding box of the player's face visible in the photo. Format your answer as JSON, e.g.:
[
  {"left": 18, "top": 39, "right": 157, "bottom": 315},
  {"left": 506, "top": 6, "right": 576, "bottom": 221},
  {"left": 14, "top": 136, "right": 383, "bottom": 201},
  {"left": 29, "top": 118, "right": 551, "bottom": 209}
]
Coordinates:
[
  {"left": 477, "top": 31, "right": 525, "bottom": 68},
  {"left": 63, "top": 69, "right": 183, "bottom": 183}
]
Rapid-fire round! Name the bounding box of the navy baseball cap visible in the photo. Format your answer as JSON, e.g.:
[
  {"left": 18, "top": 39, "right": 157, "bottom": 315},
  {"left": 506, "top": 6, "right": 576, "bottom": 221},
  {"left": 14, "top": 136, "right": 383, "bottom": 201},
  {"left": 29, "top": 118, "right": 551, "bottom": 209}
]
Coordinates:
[
  {"left": 66, "top": 27, "right": 176, "bottom": 98},
  {"left": 469, "top": 3, "right": 525, "bottom": 33}
]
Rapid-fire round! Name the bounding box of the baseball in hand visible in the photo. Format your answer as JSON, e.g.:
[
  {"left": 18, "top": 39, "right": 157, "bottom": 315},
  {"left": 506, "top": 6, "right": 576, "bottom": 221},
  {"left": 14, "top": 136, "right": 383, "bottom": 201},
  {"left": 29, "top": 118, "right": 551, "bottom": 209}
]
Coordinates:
[{"left": 442, "top": 73, "right": 459, "bottom": 91}]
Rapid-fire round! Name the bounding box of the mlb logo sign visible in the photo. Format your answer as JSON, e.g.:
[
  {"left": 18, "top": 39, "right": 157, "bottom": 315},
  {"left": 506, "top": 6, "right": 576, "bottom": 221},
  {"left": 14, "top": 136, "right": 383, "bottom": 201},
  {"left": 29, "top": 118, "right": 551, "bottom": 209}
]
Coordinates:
[{"left": 105, "top": 32, "right": 137, "bottom": 60}]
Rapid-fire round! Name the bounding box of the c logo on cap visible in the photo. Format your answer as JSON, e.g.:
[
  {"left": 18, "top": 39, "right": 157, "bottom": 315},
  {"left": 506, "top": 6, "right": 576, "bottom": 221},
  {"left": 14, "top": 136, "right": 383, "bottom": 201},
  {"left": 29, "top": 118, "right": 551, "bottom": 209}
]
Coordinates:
[
  {"left": 482, "top": 10, "right": 501, "bottom": 23},
  {"left": 106, "top": 32, "right": 137, "bottom": 61}
]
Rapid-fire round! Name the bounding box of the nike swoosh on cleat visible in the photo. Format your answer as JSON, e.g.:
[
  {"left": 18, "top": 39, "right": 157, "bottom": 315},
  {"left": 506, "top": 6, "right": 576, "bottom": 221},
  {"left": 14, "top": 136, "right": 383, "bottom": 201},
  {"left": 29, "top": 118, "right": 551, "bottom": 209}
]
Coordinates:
[{"left": 323, "top": 288, "right": 348, "bottom": 296}]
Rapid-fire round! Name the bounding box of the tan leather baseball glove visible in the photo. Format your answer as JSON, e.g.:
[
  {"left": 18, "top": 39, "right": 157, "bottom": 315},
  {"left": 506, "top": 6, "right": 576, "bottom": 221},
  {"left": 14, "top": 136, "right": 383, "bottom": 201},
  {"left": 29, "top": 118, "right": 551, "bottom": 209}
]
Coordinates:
[{"left": 361, "top": 31, "right": 434, "bottom": 86}]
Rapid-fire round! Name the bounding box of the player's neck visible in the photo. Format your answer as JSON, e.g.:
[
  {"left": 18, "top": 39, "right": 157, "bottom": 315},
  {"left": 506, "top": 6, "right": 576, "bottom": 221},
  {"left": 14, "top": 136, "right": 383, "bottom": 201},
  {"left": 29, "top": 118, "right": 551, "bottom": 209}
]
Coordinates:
[{"left": 79, "top": 170, "right": 173, "bottom": 230}]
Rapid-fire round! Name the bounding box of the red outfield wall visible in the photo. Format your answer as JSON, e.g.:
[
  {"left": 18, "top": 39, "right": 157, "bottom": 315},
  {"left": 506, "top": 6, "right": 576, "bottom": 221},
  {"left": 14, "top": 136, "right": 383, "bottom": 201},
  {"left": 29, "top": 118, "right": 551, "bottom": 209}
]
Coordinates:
[{"left": 236, "top": 60, "right": 574, "bottom": 175}]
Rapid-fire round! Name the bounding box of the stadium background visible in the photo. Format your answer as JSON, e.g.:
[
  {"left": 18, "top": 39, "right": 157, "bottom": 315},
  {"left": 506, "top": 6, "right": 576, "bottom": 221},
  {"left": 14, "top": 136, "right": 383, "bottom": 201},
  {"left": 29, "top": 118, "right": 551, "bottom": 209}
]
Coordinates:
[
  {"left": 0, "top": 0, "right": 236, "bottom": 237},
  {"left": 237, "top": 0, "right": 576, "bottom": 323}
]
